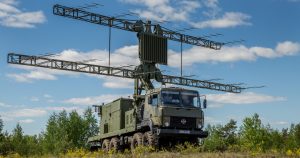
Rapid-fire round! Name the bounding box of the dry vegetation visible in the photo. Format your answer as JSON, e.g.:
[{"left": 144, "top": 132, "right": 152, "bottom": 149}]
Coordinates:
[{"left": 0, "top": 147, "right": 294, "bottom": 158}]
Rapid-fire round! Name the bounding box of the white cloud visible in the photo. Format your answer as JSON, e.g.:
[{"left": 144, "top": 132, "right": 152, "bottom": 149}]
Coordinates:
[
  {"left": 122, "top": 0, "right": 200, "bottom": 22},
  {"left": 0, "top": 102, "right": 11, "bottom": 107},
  {"left": 45, "top": 106, "right": 82, "bottom": 112},
  {"left": 19, "top": 119, "right": 34, "bottom": 124},
  {"left": 52, "top": 46, "right": 139, "bottom": 67},
  {"left": 103, "top": 77, "right": 133, "bottom": 89},
  {"left": 272, "top": 121, "right": 288, "bottom": 125},
  {"left": 191, "top": 12, "right": 251, "bottom": 29},
  {"left": 1, "top": 0, "right": 18, "bottom": 5},
  {"left": 30, "top": 97, "right": 39, "bottom": 102},
  {"left": 64, "top": 94, "right": 131, "bottom": 105},
  {"left": 0, "top": 0, "right": 46, "bottom": 28},
  {"left": 7, "top": 71, "right": 57, "bottom": 83},
  {"left": 44, "top": 106, "right": 85, "bottom": 115},
  {"left": 0, "top": 116, "right": 13, "bottom": 121},
  {"left": 275, "top": 41, "right": 300, "bottom": 56},
  {"left": 206, "top": 92, "right": 286, "bottom": 108},
  {"left": 205, "top": 116, "right": 222, "bottom": 124},
  {"left": 121, "top": 0, "right": 250, "bottom": 29},
  {"left": 0, "top": 108, "right": 47, "bottom": 120},
  {"left": 169, "top": 41, "right": 300, "bottom": 67},
  {"left": 202, "top": 0, "right": 220, "bottom": 18},
  {"left": 12, "top": 108, "right": 47, "bottom": 117}
]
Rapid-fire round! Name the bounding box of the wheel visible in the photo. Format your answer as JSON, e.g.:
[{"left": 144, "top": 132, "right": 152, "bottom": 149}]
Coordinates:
[
  {"left": 143, "top": 131, "right": 157, "bottom": 148},
  {"left": 131, "top": 132, "right": 143, "bottom": 150},
  {"left": 90, "top": 146, "right": 99, "bottom": 152},
  {"left": 102, "top": 139, "right": 110, "bottom": 152},
  {"left": 109, "top": 137, "right": 120, "bottom": 152}
]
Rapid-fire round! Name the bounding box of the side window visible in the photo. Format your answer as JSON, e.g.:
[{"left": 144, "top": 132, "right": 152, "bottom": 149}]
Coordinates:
[
  {"left": 148, "top": 95, "right": 152, "bottom": 104},
  {"left": 193, "top": 97, "right": 199, "bottom": 107},
  {"left": 152, "top": 94, "right": 158, "bottom": 106}
]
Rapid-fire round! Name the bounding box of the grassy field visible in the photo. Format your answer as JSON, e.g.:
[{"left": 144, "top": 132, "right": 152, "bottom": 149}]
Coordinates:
[
  {"left": 1, "top": 146, "right": 293, "bottom": 158},
  {"left": 0, "top": 152, "right": 288, "bottom": 158}
]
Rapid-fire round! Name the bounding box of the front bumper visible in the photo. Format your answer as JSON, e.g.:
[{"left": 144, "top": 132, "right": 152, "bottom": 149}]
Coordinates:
[{"left": 156, "top": 128, "right": 208, "bottom": 138}]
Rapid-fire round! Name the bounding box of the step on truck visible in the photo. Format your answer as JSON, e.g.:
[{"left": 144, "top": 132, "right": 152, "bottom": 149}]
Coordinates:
[{"left": 88, "top": 87, "right": 208, "bottom": 151}]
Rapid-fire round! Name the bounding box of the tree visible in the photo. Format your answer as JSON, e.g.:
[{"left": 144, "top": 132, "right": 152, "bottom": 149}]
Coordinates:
[
  {"left": 283, "top": 123, "right": 300, "bottom": 150},
  {"left": 0, "top": 116, "right": 14, "bottom": 156},
  {"left": 0, "top": 116, "right": 3, "bottom": 134},
  {"left": 294, "top": 123, "right": 300, "bottom": 148},
  {"left": 269, "top": 129, "right": 285, "bottom": 150},
  {"left": 0, "top": 116, "right": 7, "bottom": 155},
  {"left": 239, "top": 113, "right": 272, "bottom": 152},
  {"left": 11, "top": 123, "right": 28, "bottom": 156},
  {"left": 203, "top": 119, "right": 239, "bottom": 152},
  {"left": 57, "top": 110, "right": 71, "bottom": 151},
  {"left": 203, "top": 124, "right": 227, "bottom": 152},
  {"left": 222, "top": 119, "right": 238, "bottom": 146},
  {"left": 43, "top": 108, "right": 98, "bottom": 154},
  {"left": 44, "top": 113, "right": 62, "bottom": 154},
  {"left": 67, "top": 110, "right": 86, "bottom": 148},
  {"left": 83, "top": 107, "right": 98, "bottom": 148},
  {"left": 0, "top": 131, "right": 13, "bottom": 156}
]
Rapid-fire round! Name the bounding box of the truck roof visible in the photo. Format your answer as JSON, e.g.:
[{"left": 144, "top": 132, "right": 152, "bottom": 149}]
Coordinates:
[{"left": 103, "top": 97, "right": 133, "bottom": 106}]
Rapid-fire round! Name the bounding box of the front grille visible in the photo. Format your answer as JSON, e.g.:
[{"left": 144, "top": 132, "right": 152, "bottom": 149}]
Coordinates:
[{"left": 170, "top": 116, "right": 196, "bottom": 129}]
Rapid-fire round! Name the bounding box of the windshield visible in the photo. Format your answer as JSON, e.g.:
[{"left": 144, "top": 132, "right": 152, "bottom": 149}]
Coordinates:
[
  {"left": 181, "top": 91, "right": 199, "bottom": 107},
  {"left": 161, "top": 90, "right": 199, "bottom": 107},
  {"left": 161, "top": 91, "right": 180, "bottom": 106}
]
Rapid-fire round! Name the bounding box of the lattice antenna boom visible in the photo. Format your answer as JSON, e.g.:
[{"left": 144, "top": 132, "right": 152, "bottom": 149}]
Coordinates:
[
  {"left": 53, "top": 4, "right": 224, "bottom": 50},
  {"left": 7, "top": 53, "right": 245, "bottom": 93}
]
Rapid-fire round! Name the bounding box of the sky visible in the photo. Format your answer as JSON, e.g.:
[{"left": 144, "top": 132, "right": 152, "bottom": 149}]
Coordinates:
[{"left": 0, "top": 0, "right": 299, "bottom": 135}]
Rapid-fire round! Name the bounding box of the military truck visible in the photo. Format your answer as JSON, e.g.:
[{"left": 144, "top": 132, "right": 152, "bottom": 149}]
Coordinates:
[{"left": 88, "top": 87, "right": 208, "bottom": 151}]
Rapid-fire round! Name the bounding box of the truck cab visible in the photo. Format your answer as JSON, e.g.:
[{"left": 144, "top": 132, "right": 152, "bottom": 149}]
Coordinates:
[{"left": 139, "top": 87, "right": 208, "bottom": 145}]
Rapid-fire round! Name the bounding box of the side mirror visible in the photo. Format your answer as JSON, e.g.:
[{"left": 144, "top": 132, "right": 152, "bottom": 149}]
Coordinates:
[{"left": 203, "top": 99, "right": 207, "bottom": 109}]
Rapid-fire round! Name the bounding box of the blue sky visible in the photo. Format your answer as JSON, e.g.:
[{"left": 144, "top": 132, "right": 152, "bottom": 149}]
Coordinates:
[{"left": 0, "top": 0, "right": 299, "bottom": 135}]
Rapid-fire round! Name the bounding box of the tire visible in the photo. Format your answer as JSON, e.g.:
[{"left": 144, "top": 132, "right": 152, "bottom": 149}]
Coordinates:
[
  {"left": 90, "top": 146, "right": 99, "bottom": 152},
  {"left": 102, "top": 139, "right": 110, "bottom": 152},
  {"left": 143, "top": 131, "right": 157, "bottom": 148},
  {"left": 131, "top": 132, "right": 143, "bottom": 150},
  {"left": 109, "top": 137, "right": 120, "bottom": 152}
]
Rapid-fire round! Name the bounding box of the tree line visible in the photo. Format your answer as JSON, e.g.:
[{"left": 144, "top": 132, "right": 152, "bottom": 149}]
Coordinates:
[
  {"left": 1, "top": 110, "right": 300, "bottom": 156},
  {"left": 202, "top": 113, "right": 300, "bottom": 154},
  {"left": 0, "top": 108, "right": 98, "bottom": 156}
]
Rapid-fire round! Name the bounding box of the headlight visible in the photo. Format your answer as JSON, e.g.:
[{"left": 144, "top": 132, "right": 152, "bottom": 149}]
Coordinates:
[
  {"left": 163, "top": 117, "right": 170, "bottom": 127},
  {"left": 196, "top": 118, "right": 203, "bottom": 129},
  {"left": 164, "top": 122, "right": 170, "bottom": 127}
]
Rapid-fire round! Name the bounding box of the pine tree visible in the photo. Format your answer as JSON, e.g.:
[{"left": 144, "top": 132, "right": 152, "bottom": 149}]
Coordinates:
[
  {"left": 11, "top": 123, "right": 28, "bottom": 155},
  {"left": 44, "top": 113, "right": 60, "bottom": 154},
  {"left": 83, "top": 107, "right": 98, "bottom": 148}
]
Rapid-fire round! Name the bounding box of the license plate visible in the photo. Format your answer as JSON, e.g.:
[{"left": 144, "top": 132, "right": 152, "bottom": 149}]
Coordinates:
[{"left": 179, "top": 130, "right": 190, "bottom": 134}]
